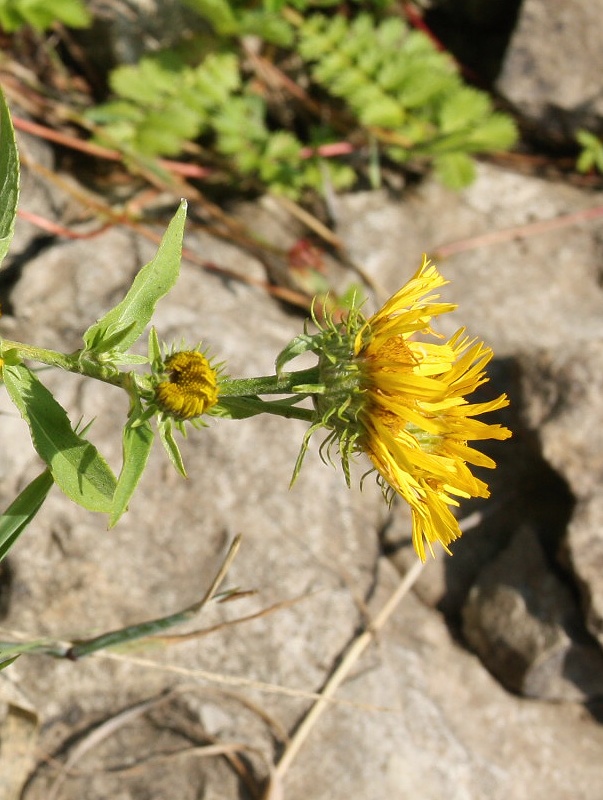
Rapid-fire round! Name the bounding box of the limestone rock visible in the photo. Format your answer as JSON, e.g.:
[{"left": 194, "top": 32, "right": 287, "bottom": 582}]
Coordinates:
[
  {"left": 519, "top": 343, "right": 603, "bottom": 650},
  {"left": 462, "top": 525, "right": 603, "bottom": 701},
  {"left": 496, "top": 0, "right": 603, "bottom": 139}
]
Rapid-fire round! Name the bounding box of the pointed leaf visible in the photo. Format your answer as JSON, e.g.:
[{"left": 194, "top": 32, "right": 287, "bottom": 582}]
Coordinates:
[
  {"left": 82, "top": 201, "right": 187, "bottom": 356},
  {"left": 110, "top": 419, "right": 154, "bottom": 527},
  {"left": 0, "top": 470, "right": 54, "bottom": 562},
  {"left": 0, "top": 87, "right": 19, "bottom": 270},
  {"left": 158, "top": 420, "right": 187, "bottom": 477},
  {"left": 275, "top": 334, "right": 316, "bottom": 376},
  {"left": 3, "top": 364, "right": 117, "bottom": 513}
]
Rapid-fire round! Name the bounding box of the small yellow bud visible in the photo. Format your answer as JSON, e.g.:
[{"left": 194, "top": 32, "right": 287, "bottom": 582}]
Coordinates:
[{"left": 155, "top": 351, "right": 219, "bottom": 420}]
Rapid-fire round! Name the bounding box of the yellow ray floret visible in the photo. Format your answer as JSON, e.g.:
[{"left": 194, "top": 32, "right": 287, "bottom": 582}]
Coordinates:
[{"left": 354, "top": 256, "right": 511, "bottom": 560}]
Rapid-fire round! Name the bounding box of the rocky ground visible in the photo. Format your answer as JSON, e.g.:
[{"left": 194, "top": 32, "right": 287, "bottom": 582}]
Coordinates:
[{"left": 2, "top": 1, "right": 603, "bottom": 798}]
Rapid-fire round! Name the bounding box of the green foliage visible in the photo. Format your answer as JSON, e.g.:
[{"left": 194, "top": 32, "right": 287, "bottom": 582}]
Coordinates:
[
  {"left": 182, "top": 0, "right": 294, "bottom": 44},
  {"left": 0, "top": 87, "right": 19, "bottom": 269},
  {"left": 89, "top": 53, "right": 241, "bottom": 158},
  {"left": 0, "top": 198, "right": 191, "bottom": 536},
  {"left": 111, "top": 418, "right": 154, "bottom": 528},
  {"left": 81, "top": 200, "right": 187, "bottom": 361},
  {"left": 3, "top": 363, "right": 118, "bottom": 513},
  {"left": 0, "top": 95, "right": 193, "bottom": 543},
  {"left": 0, "top": 470, "right": 53, "bottom": 562},
  {"left": 298, "top": 13, "right": 518, "bottom": 188},
  {"left": 85, "top": 4, "right": 516, "bottom": 195},
  {"left": 576, "top": 129, "right": 603, "bottom": 174},
  {"left": 0, "top": 0, "right": 90, "bottom": 32}
]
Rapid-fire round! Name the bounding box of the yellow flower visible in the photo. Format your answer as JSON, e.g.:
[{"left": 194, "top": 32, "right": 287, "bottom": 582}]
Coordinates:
[
  {"left": 155, "top": 350, "right": 219, "bottom": 420},
  {"left": 353, "top": 257, "right": 511, "bottom": 560}
]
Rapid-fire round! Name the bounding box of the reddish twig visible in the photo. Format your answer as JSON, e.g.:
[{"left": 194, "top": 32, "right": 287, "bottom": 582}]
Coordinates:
[
  {"left": 433, "top": 204, "right": 603, "bottom": 259},
  {"left": 17, "top": 209, "right": 113, "bottom": 240},
  {"left": 12, "top": 115, "right": 213, "bottom": 179}
]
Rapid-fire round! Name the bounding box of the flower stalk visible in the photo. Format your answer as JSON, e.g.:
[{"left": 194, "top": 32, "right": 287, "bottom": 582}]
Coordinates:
[{"left": 0, "top": 338, "right": 133, "bottom": 389}]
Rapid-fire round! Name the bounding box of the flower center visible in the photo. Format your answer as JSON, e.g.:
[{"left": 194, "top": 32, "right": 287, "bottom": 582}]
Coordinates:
[{"left": 155, "top": 351, "right": 219, "bottom": 420}]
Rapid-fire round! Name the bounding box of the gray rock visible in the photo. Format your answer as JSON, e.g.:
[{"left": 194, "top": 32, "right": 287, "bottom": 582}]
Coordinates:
[
  {"left": 566, "top": 496, "right": 603, "bottom": 646},
  {"left": 462, "top": 525, "right": 603, "bottom": 701},
  {"left": 287, "top": 558, "right": 603, "bottom": 800},
  {"left": 335, "top": 163, "right": 603, "bottom": 357},
  {"left": 519, "top": 342, "right": 603, "bottom": 650},
  {"left": 496, "top": 0, "right": 603, "bottom": 138}
]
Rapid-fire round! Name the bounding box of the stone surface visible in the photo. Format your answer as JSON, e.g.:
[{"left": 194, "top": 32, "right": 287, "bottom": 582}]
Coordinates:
[
  {"left": 462, "top": 525, "right": 603, "bottom": 701},
  {"left": 334, "top": 164, "right": 603, "bottom": 357},
  {"left": 518, "top": 342, "right": 603, "bottom": 651},
  {"left": 567, "top": 496, "right": 603, "bottom": 651},
  {"left": 287, "top": 558, "right": 603, "bottom": 800},
  {"left": 496, "top": 0, "right": 603, "bottom": 138}
]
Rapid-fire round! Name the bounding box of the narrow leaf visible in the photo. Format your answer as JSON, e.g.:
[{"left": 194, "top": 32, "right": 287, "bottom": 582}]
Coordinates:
[
  {"left": 275, "top": 334, "right": 316, "bottom": 376},
  {"left": 82, "top": 200, "right": 187, "bottom": 355},
  {"left": 0, "top": 86, "right": 19, "bottom": 269},
  {"left": 158, "top": 420, "right": 187, "bottom": 477},
  {"left": 3, "top": 364, "right": 117, "bottom": 513},
  {"left": 110, "top": 419, "right": 154, "bottom": 528},
  {"left": 0, "top": 470, "right": 54, "bottom": 562}
]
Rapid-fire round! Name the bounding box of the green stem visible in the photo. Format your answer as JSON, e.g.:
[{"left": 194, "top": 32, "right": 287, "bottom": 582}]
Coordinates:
[
  {"left": 217, "top": 395, "right": 315, "bottom": 422},
  {"left": 219, "top": 367, "right": 320, "bottom": 397},
  {"left": 1, "top": 339, "right": 129, "bottom": 389}
]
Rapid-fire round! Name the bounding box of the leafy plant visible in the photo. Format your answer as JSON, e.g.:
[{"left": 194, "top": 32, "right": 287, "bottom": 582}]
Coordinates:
[
  {"left": 576, "top": 129, "right": 603, "bottom": 174},
  {"left": 298, "top": 13, "right": 517, "bottom": 188},
  {"left": 85, "top": 4, "right": 517, "bottom": 195},
  {"left": 0, "top": 0, "right": 90, "bottom": 32}
]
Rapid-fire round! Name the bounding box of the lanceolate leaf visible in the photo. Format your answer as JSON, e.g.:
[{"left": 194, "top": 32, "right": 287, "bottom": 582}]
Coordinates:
[
  {"left": 82, "top": 200, "right": 187, "bottom": 356},
  {"left": 3, "top": 364, "right": 117, "bottom": 513},
  {"left": 110, "top": 418, "right": 154, "bottom": 528},
  {"left": 158, "top": 419, "right": 187, "bottom": 477},
  {"left": 0, "top": 470, "right": 54, "bottom": 562},
  {"left": 0, "top": 87, "right": 19, "bottom": 270}
]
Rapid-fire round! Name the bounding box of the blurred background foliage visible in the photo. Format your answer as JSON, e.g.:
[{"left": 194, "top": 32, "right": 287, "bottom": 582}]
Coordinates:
[{"left": 0, "top": 0, "right": 518, "bottom": 201}]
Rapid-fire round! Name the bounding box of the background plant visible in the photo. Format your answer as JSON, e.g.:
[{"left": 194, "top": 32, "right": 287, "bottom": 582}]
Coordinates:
[
  {"left": 0, "top": 0, "right": 89, "bottom": 32},
  {"left": 1, "top": 0, "right": 517, "bottom": 196},
  {"left": 576, "top": 129, "right": 603, "bottom": 175}
]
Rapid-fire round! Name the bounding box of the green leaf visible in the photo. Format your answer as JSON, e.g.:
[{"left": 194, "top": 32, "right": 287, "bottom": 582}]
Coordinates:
[
  {"left": 438, "top": 86, "right": 491, "bottom": 133},
  {"left": 110, "top": 419, "right": 154, "bottom": 528},
  {"left": 158, "top": 419, "right": 187, "bottom": 477},
  {"left": 3, "top": 364, "right": 117, "bottom": 513},
  {"left": 181, "top": 0, "right": 238, "bottom": 34},
  {"left": 0, "top": 86, "right": 19, "bottom": 270},
  {"left": 0, "top": 469, "right": 54, "bottom": 561},
  {"left": 82, "top": 200, "right": 187, "bottom": 356},
  {"left": 465, "top": 113, "right": 518, "bottom": 152},
  {"left": 148, "top": 326, "right": 162, "bottom": 367},
  {"left": 275, "top": 334, "right": 316, "bottom": 376},
  {"left": 434, "top": 152, "right": 475, "bottom": 189},
  {"left": 0, "top": 0, "right": 91, "bottom": 31},
  {"left": 238, "top": 10, "right": 294, "bottom": 46},
  {"left": 575, "top": 130, "right": 603, "bottom": 173}
]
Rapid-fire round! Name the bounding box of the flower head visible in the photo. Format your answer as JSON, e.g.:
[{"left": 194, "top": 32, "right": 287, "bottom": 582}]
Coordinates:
[
  {"left": 286, "top": 256, "right": 511, "bottom": 560},
  {"left": 155, "top": 350, "right": 219, "bottom": 421},
  {"left": 352, "top": 258, "right": 511, "bottom": 559}
]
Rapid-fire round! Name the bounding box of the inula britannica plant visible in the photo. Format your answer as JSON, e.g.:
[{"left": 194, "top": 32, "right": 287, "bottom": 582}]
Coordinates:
[{"left": 0, "top": 87, "right": 510, "bottom": 596}]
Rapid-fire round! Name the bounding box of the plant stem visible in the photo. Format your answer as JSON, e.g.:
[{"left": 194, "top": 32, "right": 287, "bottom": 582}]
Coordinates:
[
  {"left": 1, "top": 339, "right": 129, "bottom": 389},
  {"left": 219, "top": 367, "right": 321, "bottom": 397},
  {"left": 217, "top": 395, "right": 315, "bottom": 423}
]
